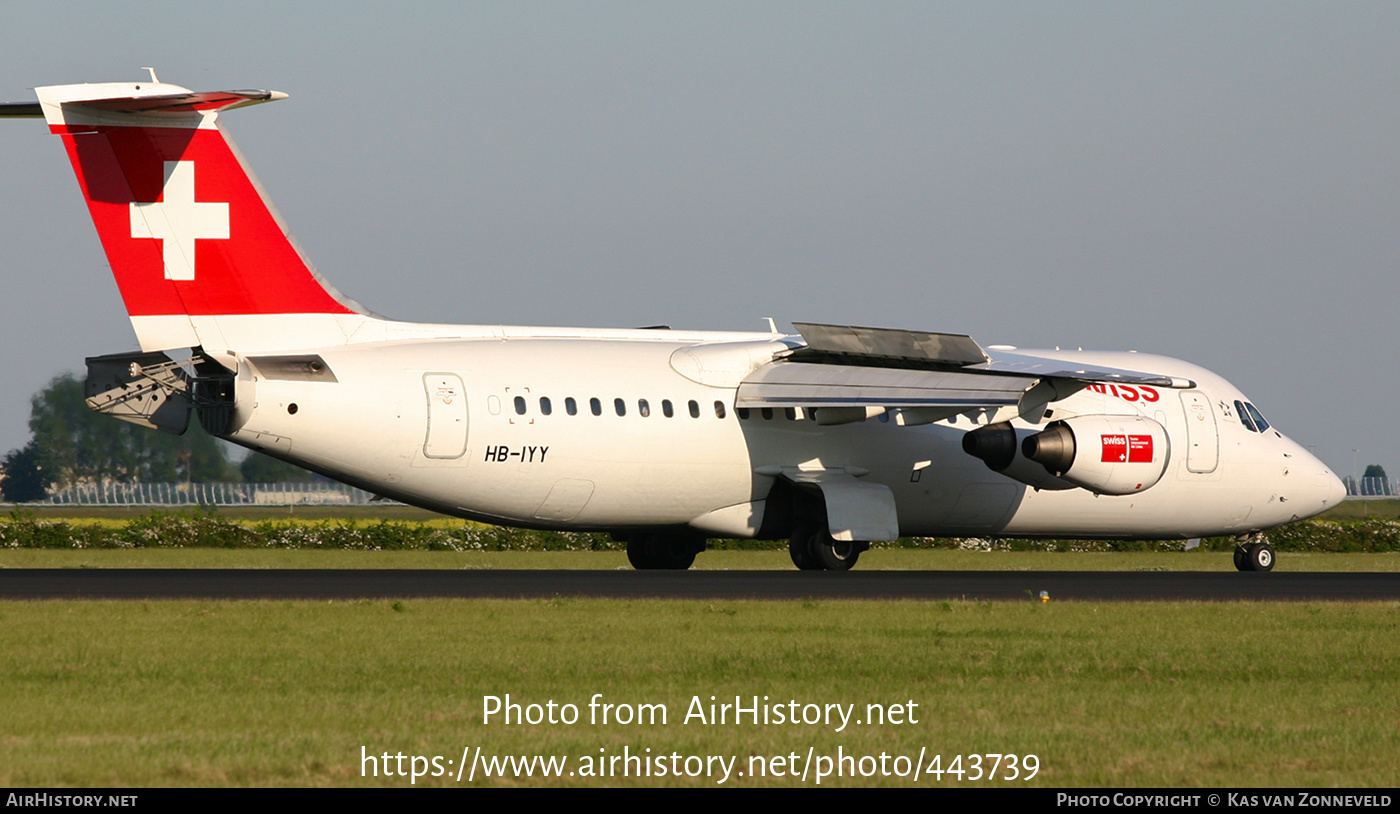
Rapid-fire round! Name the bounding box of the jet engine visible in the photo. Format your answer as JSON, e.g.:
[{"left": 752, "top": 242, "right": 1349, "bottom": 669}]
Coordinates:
[
  {"left": 962, "top": 422, "right": 1078, "bottom": 491},
  {"left": 1021, "top": 415, "right": 1170, "bottom": 495}
]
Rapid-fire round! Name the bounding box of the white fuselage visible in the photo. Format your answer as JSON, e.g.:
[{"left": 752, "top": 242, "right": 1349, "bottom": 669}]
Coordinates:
[
  {"left": 10, "top": 76, "right": 1345, "bottom": 570},
  {"left": 224, "top": 328, "right": 1344, "bottom": 540}
]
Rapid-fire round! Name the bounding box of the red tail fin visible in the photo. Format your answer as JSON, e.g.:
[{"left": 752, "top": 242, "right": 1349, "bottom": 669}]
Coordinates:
[{"left": 33, "top": 80, "right": 365, "bottom": 352}]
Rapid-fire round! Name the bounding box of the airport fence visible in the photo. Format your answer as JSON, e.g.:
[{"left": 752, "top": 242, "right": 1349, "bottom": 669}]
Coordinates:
[
  {"left": 41, "top": 481, "right": 393, "bottom": 506},
  {"left": 1346, "top": 477, "right": 1396, "bottom": 498}
]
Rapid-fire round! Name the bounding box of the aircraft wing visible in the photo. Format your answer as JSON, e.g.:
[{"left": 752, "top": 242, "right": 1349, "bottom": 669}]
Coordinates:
[
  {"left": 968, "top": 348, "right": 1195, "bottom": 389},
  {"left": 735, "top": 322, "right": 1194, "bottom": 416},
  {"left": 736, "top": 362, "right": 1029, "bottom": 409}
]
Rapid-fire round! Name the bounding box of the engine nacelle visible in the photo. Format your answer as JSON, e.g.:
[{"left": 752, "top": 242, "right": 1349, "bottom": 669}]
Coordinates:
[
  {"left": 1021, "top": 415, "right": 1170, "bottom": 496},
  {"left": 961, "top": 422, "right": 1078, "bottom": 491}
]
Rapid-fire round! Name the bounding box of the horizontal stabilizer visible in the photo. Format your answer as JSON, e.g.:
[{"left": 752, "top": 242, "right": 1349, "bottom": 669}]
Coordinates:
[
  {"left": 0, "top": 102, "right": 42, "bottom": 118},
  {"left": 72, "top": 89, "right": 286, "bottom": 115}
]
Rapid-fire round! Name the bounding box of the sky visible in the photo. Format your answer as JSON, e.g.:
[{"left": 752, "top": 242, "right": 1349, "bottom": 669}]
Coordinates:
[{"left": 0, "top": 2, "right": 1396, "bottom": 480}]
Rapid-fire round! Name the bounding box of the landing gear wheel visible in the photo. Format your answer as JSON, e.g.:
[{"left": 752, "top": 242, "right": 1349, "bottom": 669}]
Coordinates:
[
  {"left": 1233, "top": 541, "right": 1275, "bottom": 572},
  {"left": 789, "top": 525, "right": 823, "bottom": 571},
  {"left": 627, "top": 535, "right": 657, "bottom": 569},
  {"left": 811, "top": 524, "right": 861, "bottom": 571},
  {"left": 627, "top": 534, "right": 698, "bottom": 570},
  {"left": 660, "top": 543, "right": 698, "bottom": 570},
  {"left": 1247, "top": 542, "right": 1275, "bottom": 572}
]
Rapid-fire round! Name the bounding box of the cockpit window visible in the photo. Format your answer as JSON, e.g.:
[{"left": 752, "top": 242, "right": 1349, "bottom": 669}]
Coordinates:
[
  {"left": 1234, "top": 399, "right": 1272, "bottom": 433},
  {"left": 1244, "top": 402, "right": 1270, "bottom": 432},
  {"left": 1235, "top": 400, "right": 1257, "bottom": 432}
]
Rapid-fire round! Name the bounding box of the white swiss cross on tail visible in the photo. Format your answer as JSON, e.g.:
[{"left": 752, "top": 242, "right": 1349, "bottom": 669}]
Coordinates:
[{"left": 129, "top": 160, "right": 229, "bottom": 281}]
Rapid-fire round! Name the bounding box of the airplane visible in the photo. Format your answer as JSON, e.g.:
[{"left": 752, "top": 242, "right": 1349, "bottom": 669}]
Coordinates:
[{"left": 1, "top": 74, "right": 1346, "bottom": 572}]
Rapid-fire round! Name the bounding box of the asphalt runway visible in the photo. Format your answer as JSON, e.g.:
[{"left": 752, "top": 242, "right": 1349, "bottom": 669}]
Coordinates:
[{"left": 0, "top": 569, "right": 1397, "bottom": 601}]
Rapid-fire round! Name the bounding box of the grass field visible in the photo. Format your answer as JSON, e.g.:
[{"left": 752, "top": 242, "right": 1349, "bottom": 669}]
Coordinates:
[
  {"left": 2, "top": 505, "right": 1397, "bottom": 788},
  {"left": 1320, "top": 498, "right": 1400, "bottom": 520},
  {"left": 1, "top": 597, "right": 1397, "bottom": 787}
]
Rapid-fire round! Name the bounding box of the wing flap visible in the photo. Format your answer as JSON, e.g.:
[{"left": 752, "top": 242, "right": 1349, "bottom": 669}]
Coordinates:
[
  {"left": 790, "top": 322, "right": 989, "bottom": 367},
  {"left": 739, "top": 322, "right": 1197, "bottom": 415},
  {"left": 784, "top": 323, "right": 1195, "bottom": 390},
  {"left": 736, "top": 362, "right": 1028, "bottom": 408}
]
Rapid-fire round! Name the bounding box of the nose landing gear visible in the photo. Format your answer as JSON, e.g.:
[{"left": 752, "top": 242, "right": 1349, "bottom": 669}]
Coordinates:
[{"left": 1233, "top": 534, "right": 1275, "bottom": 572}]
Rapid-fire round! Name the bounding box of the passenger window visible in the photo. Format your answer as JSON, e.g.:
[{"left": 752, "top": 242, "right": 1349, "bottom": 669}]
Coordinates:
[
  {"left": 736, "top": 408, "right": 750, "bottom": 420},
  {"left": 566, "top": 397, "right": 578, "bottom": 416},
  {"left": 784, "top": 407, "right": 796, "bottom": 421},
  {"left": 662, "top": 400, "right": 674, "bottom": 418},
  {"left": 539, "top": 397, "right": 552, "bottom": 416},
  {"left": 513, "top": 396, "right": 526, "bottom": 415},
  {"left": 689, "top": 400, "right": 700, "bottom": 418},
  {"left": 615, "top": 398, "right": 626, "bottom": 417},
  {"left": 590, "top": 397, "right": 602, "bottom": 416},
  {"left": 761, "top": 408, "right": 773, "bottom": 420},
  {"left": 638, "top": 399, "right": 650, "bottom": 418},
  {"left": 714, "top": 400, "right": 727, "bottom": 419}
]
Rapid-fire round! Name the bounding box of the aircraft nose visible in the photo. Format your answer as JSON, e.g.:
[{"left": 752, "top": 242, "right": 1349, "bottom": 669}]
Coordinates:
[
  {"left": 1322, "top": 467, "right": 1347, "bottom": 507},
  {"left": 1300, "top": 449, "right": 1346, "bottom": 517}
]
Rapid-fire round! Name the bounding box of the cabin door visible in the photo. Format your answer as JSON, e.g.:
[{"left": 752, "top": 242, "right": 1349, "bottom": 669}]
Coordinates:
[{"left": 423, "top": 373, "right": 468, "bottom": 459}]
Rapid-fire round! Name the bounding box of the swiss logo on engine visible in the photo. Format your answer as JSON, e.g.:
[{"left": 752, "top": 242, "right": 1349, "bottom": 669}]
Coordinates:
[{"left": 1100, "top": 434, "right": 1154, "bottom": 464}]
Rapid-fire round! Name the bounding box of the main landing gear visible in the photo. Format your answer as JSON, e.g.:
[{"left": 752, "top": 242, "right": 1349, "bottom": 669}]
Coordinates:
[
  {"left": 626, "top": 533, "right": 703, "bottom": 570},
  {"left": 1233, "top": 533, "right": 1275, "bottom": 572},
  {"left": 789, "top": 523, "right": 868, "bottom": 571}
]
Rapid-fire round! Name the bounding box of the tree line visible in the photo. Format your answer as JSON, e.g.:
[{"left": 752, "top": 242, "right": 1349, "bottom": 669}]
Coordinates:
[{"left": 1, "top": 373, "right": 314, "bottom": 502}]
